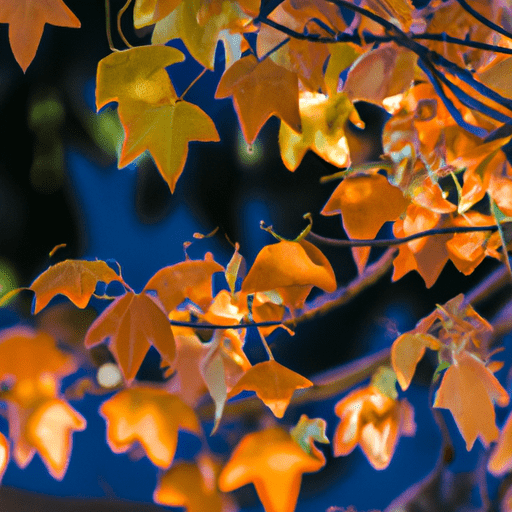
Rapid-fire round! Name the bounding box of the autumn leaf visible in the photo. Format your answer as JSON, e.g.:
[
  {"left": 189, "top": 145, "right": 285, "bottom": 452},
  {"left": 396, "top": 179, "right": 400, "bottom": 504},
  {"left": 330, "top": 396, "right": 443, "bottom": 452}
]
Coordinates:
[
  {"left": 29, "top": 259, "right": 123, "bottom": 314},
  {"left": 219, "top": 426, "right": 325, "bottom": 512},
  {"left": 290, "top": 415, "right": 330, "bottom": 456},
  {"left": 279, "top": 91, "right": 361, "bottom": 171},
  {"left": 0, "top": 0, "right": 80, "bottom": 72},
  {"left": 322, "top": 173, "right": 409, "bottom": 272},
  {"left": 100, "top": 386, "right": 201, "bottom": 468},
  {"left": 227, "top": 360, "right": 312, "bottom": 418},
  {"left": 154, "top": 459, "right": 224, "bottom": 512},
  {"left": 117, "top": 99, "right": 220, "bottom": 192},
  {"left": 333, "top": 384, "right": 415, "bottom": 469},
  {"left": 144, "top": 253, "right": 224, "bottom": 313},
  {"left": 241, "top": 239, "right": 336, "bottom": 311},
  {"left": 0, "top": 433, "right": 9, "bottom": 482},
  {"left": 434, "top": 351, "right": 509, "bottom": 450},
  {"left": 25, "top": 398, "right": 86, "bottom": 480},
  {"left": 84, "top": 292, "right": 176, "bottom": 384},
  {"left": 391, "top": 332, "right": 441, "bottom": 390},
  {"left": 215, "top": 54, "right": 301, "bottom": 145}
]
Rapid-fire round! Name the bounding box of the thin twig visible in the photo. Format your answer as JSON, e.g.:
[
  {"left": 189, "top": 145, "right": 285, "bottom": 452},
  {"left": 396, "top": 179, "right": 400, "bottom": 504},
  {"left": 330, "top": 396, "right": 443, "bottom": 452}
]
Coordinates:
[
  {"left": 105, "top": 0, "right": 116, "bottom": 51},
  {"left": 308, "top": 224, "right": 505, "bottom": 248},
  {"left": 179, "top": 68, "right": 207, "bottom": 101},
  {"left": 454, "top": 0, "right": 512, "bottom": 41},
  {"left": 117, "top": 0, "right": 133, "bottom": 49}
]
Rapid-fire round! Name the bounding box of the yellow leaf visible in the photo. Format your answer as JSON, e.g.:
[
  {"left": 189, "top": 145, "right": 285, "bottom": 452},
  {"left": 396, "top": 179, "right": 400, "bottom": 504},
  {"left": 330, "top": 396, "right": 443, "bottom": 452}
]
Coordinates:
[
  {"left": 228, "top": 360, "right": 313, "bottom": 418},
  {"left": 117, "top": 99, "right": 219, "bottom": 192},
  {"left": 133, "top": 0, "right": 183, "bottom": 28},
  {"left": 100, "top": 386, "right": 201, "bottom": 468}
]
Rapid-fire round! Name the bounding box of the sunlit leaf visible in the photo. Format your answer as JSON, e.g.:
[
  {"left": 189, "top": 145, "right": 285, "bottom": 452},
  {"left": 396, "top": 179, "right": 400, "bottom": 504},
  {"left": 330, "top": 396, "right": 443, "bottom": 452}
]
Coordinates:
[
  {"left": 133, "top": 0, "right": 183, "bottom": 28},
  {"left": 100, "top": 386, "right": 201, "bottom": 468},
  {"left": 0, "top": 0, "right": 80, "bottom": 72},
  {"left": 219, "top": 426, "right": 325, "bottom": 512},
  {"left": 228, "top": 360, "right": 313, "bottom": 418},
  {"left": 84, "top": 292, "right": 176, "bottom": 384},
  {"left": 30, "top": 259, "right": 123, "bottom": 314}
]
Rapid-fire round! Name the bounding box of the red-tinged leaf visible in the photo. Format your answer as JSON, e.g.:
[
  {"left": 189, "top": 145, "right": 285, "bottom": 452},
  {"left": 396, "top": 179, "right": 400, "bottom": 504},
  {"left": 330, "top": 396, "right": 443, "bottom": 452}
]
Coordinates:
[
  {"left": 215, "top": 55, "right": 301, "bottom": 144},
  {"left": 154, "top": 460, "right": 224, "bottom": 512},
  {"left": 228, "top": 360, "right": 312, "bottom": 418},
  {"left": 0, "top": 0, "right": 80, "bottom": 72},
  {"left": 25, "top": 399, "right": 86, "bottom": 480},
  {"left": 133, "top": 0, "right": 183, "bottom": 28},
  {"left": 118, "top": 99, "right": 219, "bottom": 192},
  {"left": 241, "top": 239, "right": 336, "bottom": 310},
  {"left": 434, "top": 351, "right": 509, "bottom": 450},
  {"left": 96, "top": 45, "right": 184, "bottom": 111},
  {"left": 100, "top": 386, "right": 201, "bottom": 468},
  {"left": 144, "top": 253, "right": 224, "bottom": 313},
  {"left": 488, "top": 410, "right": 512, "bottom": 476},
  {"left": 219, "top": 427, "right": 325, "bottom": 512},
  {"left": 0, "top": 432, "right": 8, "bottom": 482},
  {"left": 84, "top": 292, "right": 176, "bottom": 384},
  {"left": 333, "top": 385, "right": 415, "bottom": 469},
  {"left": 391, "top": 332, "right": 441, "bottom": 390},
  {"left": 343, "top": 43, "right": 416, "bottom": 106},
  {"left": 29, "top": 259, "right": 123, "bottom": 314}
]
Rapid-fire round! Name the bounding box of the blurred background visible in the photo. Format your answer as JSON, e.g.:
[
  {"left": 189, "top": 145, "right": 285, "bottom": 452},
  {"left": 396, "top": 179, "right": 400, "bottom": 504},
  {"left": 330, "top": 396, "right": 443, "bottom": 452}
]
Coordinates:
[{"left": 0, "top": 1, "right": 511, "bottom": 511}]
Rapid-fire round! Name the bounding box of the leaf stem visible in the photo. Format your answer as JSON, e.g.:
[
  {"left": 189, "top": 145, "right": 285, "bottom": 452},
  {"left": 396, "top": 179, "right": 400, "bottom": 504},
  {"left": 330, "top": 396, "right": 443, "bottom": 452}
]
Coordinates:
[
  {"left": 179, "top": 68, "right": 207, "bottom": 101},
  {"left": 258, "top": 330, "right": 275, "bottom": 360},
  {"left": 117, "top": 0, "right": 133, "bottom": 49},
  {"left": 105, "top": 0, "right": 117, "bottom": 51}
]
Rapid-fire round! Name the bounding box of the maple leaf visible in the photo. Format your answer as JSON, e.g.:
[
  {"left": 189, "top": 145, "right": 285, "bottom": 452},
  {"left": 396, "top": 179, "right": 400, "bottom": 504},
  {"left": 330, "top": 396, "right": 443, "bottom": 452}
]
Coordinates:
[
  {"left": 117, "top": 99, "right": 220, "bottom": 192},
  {"left": 219, "top": 426, "right": 325, "bottom": 512},
  {"left": 241, "top": 239, "right": 336, "bottom": 311},
  {"left": 333, "top": 384, "right": 416, "bottom": 470},
  {"left": 227, "top": 360, "right": 312, "bottom": 418},
  {"left": 100, "top": 386, "right": 201, "bottom": 468},
  {"left": 215, "top": 55, "right": 301, "bottom": 145},
  {"left": 0, "top": 0, "right": 80, "bottom": 72},
  {"left": 322, "top": 173, "right": 409, "bottom": 272},
  {"left": 434, "top": 351, "right": 509, "bottom": 450},
  {"left": 84, "top": 292, "right": 176, "bottom": 384},
  {"left": 154, "top": 459, "right": 224, "bottom": 512},
  {"left": 279, "top": 91, "right": 362, "bottom": 172},
  {"left": 29, "top": 259, "right": 123, "bottom": 314},
  {"left": 144, "top": 253, "right": 224, "bottom": 314},
  {"left": 24, "top": 398, "right": 86, "bottom": 480},
  {"left": 133, "top": 0, "right": 183, "bottom": 28}
]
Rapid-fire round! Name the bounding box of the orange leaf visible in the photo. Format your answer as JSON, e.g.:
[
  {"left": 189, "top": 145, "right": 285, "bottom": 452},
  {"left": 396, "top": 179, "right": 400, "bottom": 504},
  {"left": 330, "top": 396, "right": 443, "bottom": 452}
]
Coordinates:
[
  {"left": 25, "top": 398, "right": 86, "bottom": 480},
  {"left": 228, "top": 360, "right": 312, "bottom": 418},
  {"left": 241, "top": 239, "right": 336, "bottom": 310},
  {"left": 0, "top": 0, "right": 80, "bottom": 72},
  {"left": 144, "top": 253, "right": 224, "bottom": 313},
  {"left": 100, "top": 386, "right": 201, "bottom": 468},
  {"left": 333, "top": 385, "right": 415, "bottom": 469},
  {"left": 219, "top": 427, "right": 325, "bottom": 512},
  {"left": 84, "top": 292, "right": 176, "bottom": 384},
  {"left": 434, "top": 351, "right": 509, "bottom": 450},
  {"left": 29, "top": 259, "right": 123, "bottom": 314},
  {"left": 391, "top": 332, "right": 440, "bottom": 390},
  {"left": 215, "top": 55, "right": 301, "bottom": 144},
  {"left": 154, "top": 460, "right": 224, "bottom": 512},
  {"left": 488, "top": 410, "right": 512, "bottom": 476}
]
